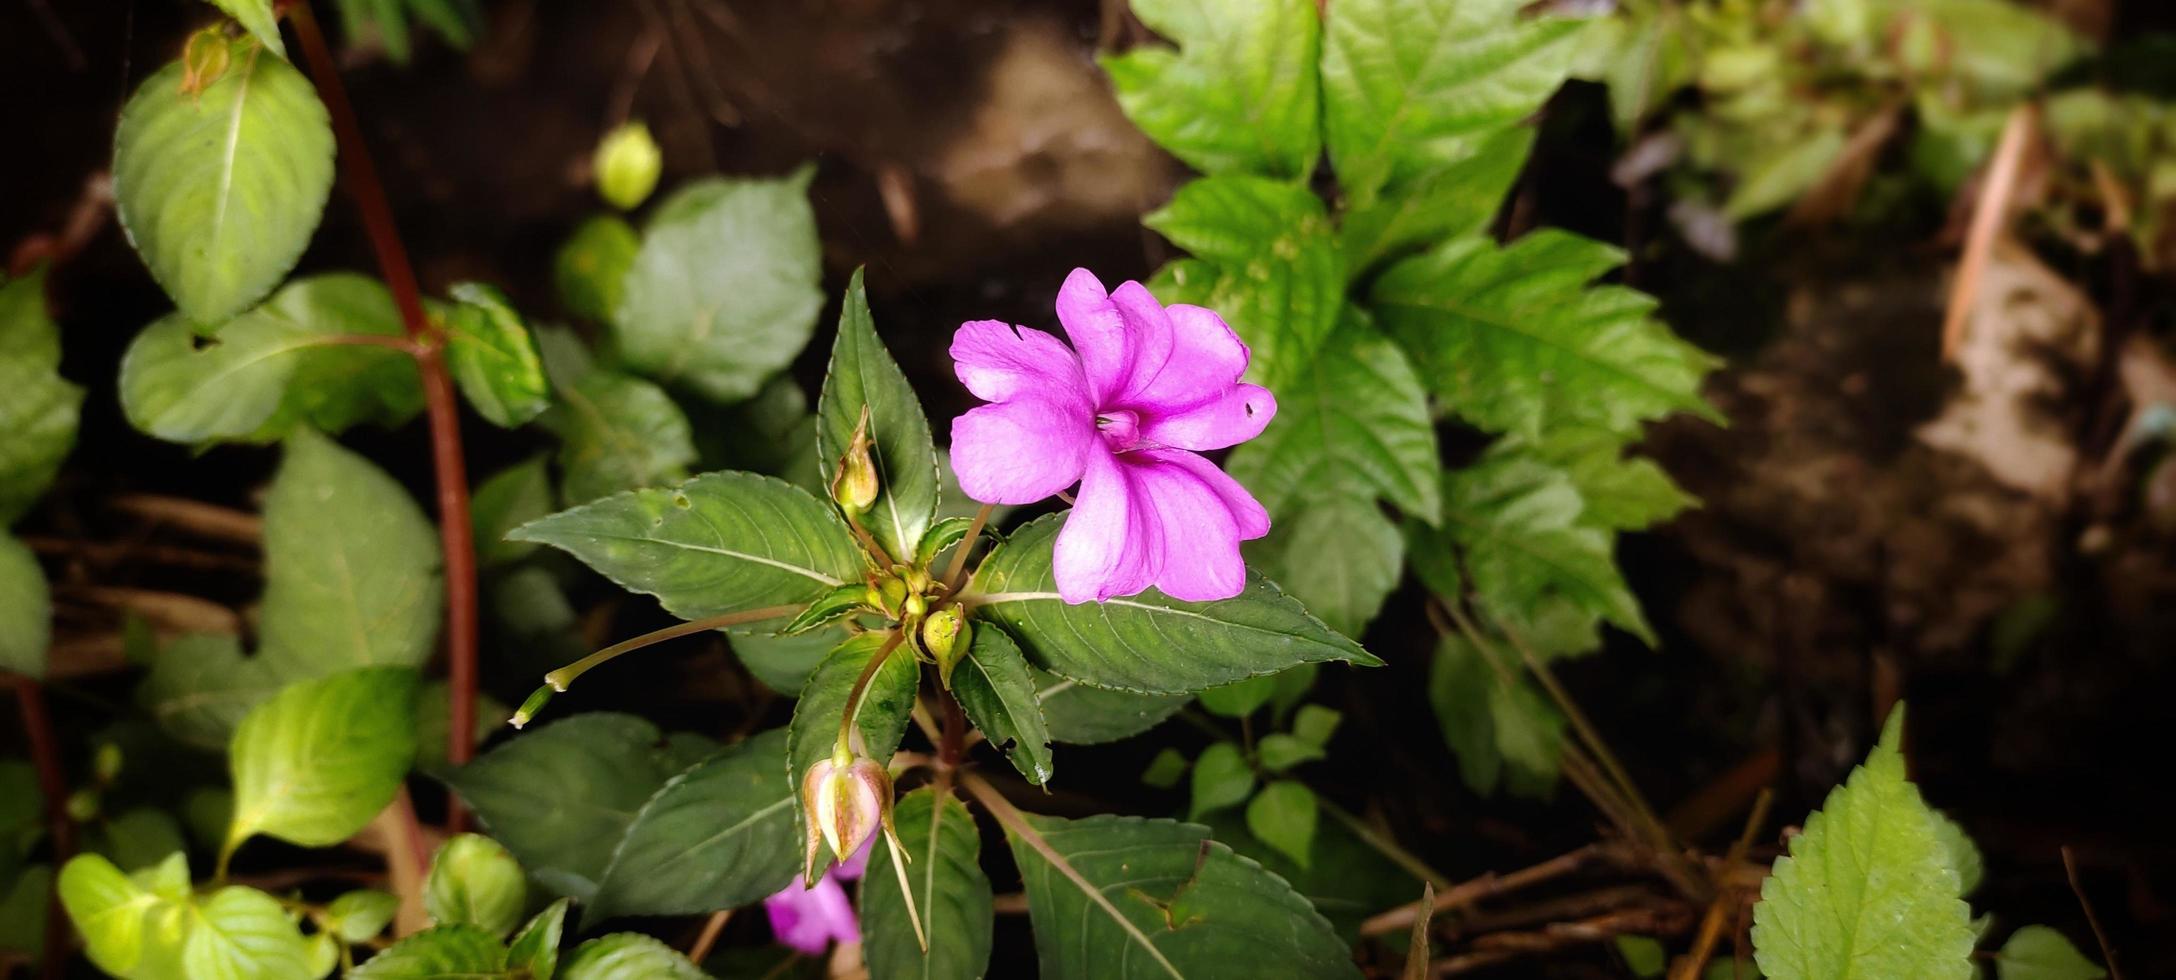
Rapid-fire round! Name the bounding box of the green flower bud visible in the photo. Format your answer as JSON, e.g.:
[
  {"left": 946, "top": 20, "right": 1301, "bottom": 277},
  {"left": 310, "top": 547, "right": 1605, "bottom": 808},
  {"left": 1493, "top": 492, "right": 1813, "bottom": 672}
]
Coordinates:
[
  {"left": 510, "top": 685, "right": 555, "bottom": 729},
  {"left": 593, "top": 121, "right": 663, "bottom": 211},
  {"left": 922, "top": 608, "right": 970, "bottom": 689},
  {"left": 873, "top": 574, "right": 910, "bottom": 620},
  {"left": 831, "top": 407, "right": 881, "bottom": 517},
  {"left": 66, "top": 789, "right": 99, "bottom": 823},
  {"left": 93, "top": 743, "right": 123, "bottom": 785}
]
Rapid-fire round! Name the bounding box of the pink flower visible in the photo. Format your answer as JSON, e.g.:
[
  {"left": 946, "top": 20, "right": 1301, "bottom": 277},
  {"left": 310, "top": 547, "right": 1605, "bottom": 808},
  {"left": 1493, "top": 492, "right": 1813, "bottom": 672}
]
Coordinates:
[
  {"left": 764, "top": 838, "right": 870, "bottom": 955},
  {"left": 950, "top": 268, "right": 1275, "bottom": 603}
]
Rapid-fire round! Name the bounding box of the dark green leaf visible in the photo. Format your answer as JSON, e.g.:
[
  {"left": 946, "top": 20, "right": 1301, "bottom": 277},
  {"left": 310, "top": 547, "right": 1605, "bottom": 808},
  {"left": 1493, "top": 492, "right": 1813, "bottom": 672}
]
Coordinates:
[
  {"left": 779, "top": 584, "right": 869, "bottom": 636},
  {"left": 1144, "top": 178, "right": 1343, "bottom": 388},
  {"left": 351, "top": 924, "right": 508, "bottom": 979},
  {"left": 1100, "top": 0, "right": 1322, "bottom": 178},
  {"left": 1244, "top": 781, "right": 1317, "bottom": 868},
  {"left": 729, "top": 628, "right": 837, "bottom": 696},
  {"left": 0, "top": 864, "right": 51, "bottom": 958},
  {"left": 470, "top": 457, "right": 554, "bottom": 568},
  {"left": 1427, "top": 634, "right": 1565, "bottom": 798},
  {"left": 511, "top": 470, "right": 861, "bottom": 623},
  {"left": 1141, "top": 749, "right": 1189, "bottom": 789},
  {"left": 1255, "top": 735, "right": 1324, "bottom": 773},
  {"left": 1004, "top": 813, "right": 1359, "bottom": 979},
  {"left": 1032, "top": 667, "right": 1191, "bottom": 744},
  {"left": 1291, "top": 706, "right": 1340, "bottom": 748},
  {"left": 0, "top": 535, "right": 50, "bottom": 678},
  {"left": 554, "top": 215, "right": 638, "bottom": 324},
  {"left": 0, "top": 270, "right": 81, "bottom": 525},
  {"left": 952, "top": 623, "right": 1055, "bottom": 785},
  {"left": 227, "top": 667, "right": 419, "bottom": 850},
  {"left": 862, "top": 788, "right": 993, "bottom": 980},
  {"left": 442, "top": 282, "right": 549, "bottom": 428},
  {"left": 507, "top": 899, "right": 571, "bottom": 980},
  {"left": 816, "top": 269, "right": 940, "bottom": 563},
  {"left": 336, "top": 0, "right": 478, "bottom": 64},
  {"left": 1196, "top": 675, "right": 1275, "bottom": 718},
  {"left": 85, "top": 809, "right": 187, "bottom": 874},
  {"left": 541, "top": 369, "right": 697, "bottom": 505},
  {"left": 259, "top": 428, "right": 444, "bottom": 678},
  {"left": 615, "top": 171, "right": 823, "bottom": 402},
  {"left": 1242, "top": 496, "right": 1404, "bottom": 640},
  {"left": 1188, "top": 742, "right": 1254, "bottom": 818},
  {"left": 587, "top": 729, "right": 798, "bottom": 922},
  {"left": 424, "top": 834, "right": 526, "bottom": 937},
  {"left": 113, "top": 38, "right": 333, "bottom": 323},
  {"left": 967, "top": 515, "right": 1378, "bottom": 694},
  {"left": 1196, "top": 808, "right": 1414, "bottom": 942},
  {"left": 916, "top": 516, "right": 976, "bottom": 569},
  {"left": 136, "top": 632, "right": 277, "bottom": 750},
  {"left": 558, "top": 933, "right": 707, "bottom": 980}
]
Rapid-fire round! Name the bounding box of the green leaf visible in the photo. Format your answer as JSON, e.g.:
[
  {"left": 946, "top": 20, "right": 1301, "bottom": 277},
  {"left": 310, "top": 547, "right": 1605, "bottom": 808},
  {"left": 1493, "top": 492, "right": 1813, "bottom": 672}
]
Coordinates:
[
  {"left": 786, "top": 636, "right": 918, "bottom": 872},
  {"left": 967, "top": 515, "right": 1379, "bottom": 694},
  {"left": 1338, "top": 126, "right": 1534, "bottom": 274},
  {"left": 87, "top": 811, "right": 188, "bottom": 874},
  {"left": 447, "top": 713, "right": 717, "bottom": 902},
  {"left": 1723, "top": 127, "right": 1847, "bottom": 220},
  {"left": 916, "top": 516, "right": 976, "bottom": 568},
  {"left": 558, "top": 933, "right": 707, "bottom": 980},
  {"left": 1144, "top": 178, "right": 1343, "bottom": 388},
  {"left": 0, "top": 864, "right": 52, "bottom": 958},
  {"left": 1100, "top": 0, "right": 1320, "bottom": 178},
  {"left": 554, "top": 215, "right": 638, "bottom": 324},
  {"left": 698, "top": 373, "right": 824, "bottom": 495},
  {"left": 779, "top": 584, "right": 868, "bottom": 636},
  {"left": 0, "top": 270, "right": 81, "bottom": 525},
  {"left": 1427, "top": 634, "right": 1566, "bottom": 798},
  {"left": 471, "top": 457, "right": 554, "bottom": 568},
  {"left": 1242, "top": 496, "right": 1404, "bottom": 640},
  {"left": 350, "top": 924, "right": 508, "bottom": 979},
  {"left": 506, "top": 898, "right": 570, "bottom": 980},
  {"left": 1503, "top": 427, "right": 1696, "bottom": 532},
  {"left": 118, "top": 275, "right": 421, "bottom": 444},
  {"left": 1291, "top": 705, "right": 1341, "bottom": 747},
  {"left": 136, "top": 632, "right": 277, "bottom": 750},
  {"left": 57, "top": 852, "right": 189, "bottom": 980},
  {"left": 324, "top": 889, "right": 399, "bottom": 943},
  {"left": 259, "top": 428, "right": 443, "bottom": 678},
  {"left": 1617, "top": 935, "right": 1668, "bottom": 978},
  {"left": 1141, "top": 749, "right": 1189, "bottom": 789},
  {"left": 205, "top": 1, "right": 286, "bottom": 58},
  {"left": 1196, "top": 674, "right": 1275, "bottom": 718},
  {"left": 862, "top": 787, "right": 993, "bottom": 980},
  {"left": 1188, "top": 742, "right": 1254, "bottom": 818},
  {"left": 1033, "top": 667, "right": 1191, "bottom": 744},
  {"left": 614, "top": 170, "right": 823, "bottom": 402},
  {"left": 586, "top": 729, "right": 798, "bottom": 922},
  {"left": 541, "top": 369, "right": 697, "bottom": 505},
  {"left": 1931, "top": 810, "right": 1984, "bottom": 897},
  {"left": 335, "top": 0, "right": 478, "bottom": 65},
  {"left": 729, "top": 628, "right": 836, "bottom": 696},
  {"left": 113, "top": 38, "right": 333, "bottom": 325},
  {"left": 184, "top": 886, "right": 312, "bottom": 980},
  {"left": 815, "top": 268, "right": 939, "bottom": 564},
  {"left": 424, "top": 834, "right": 526, "bottom": 937},
  {"left": 0, "top": 535, "right": 50, "bottom": 678},
  {"left": 1255, "top": 734, "right": 1324, "bottom": 773},
  {"left": 952, "top": 623, "right": 1056, "bottom": 786},
  {"left": 1004, "top": 812, "right": 1359, "bottom": 979},
  {"left": 1373, "top": 230, "right": 1719, "bottom": 440},
  {"left": 1245, "top": 781, "right": 1317, "bottom": 868},
  {"left": 1320, "top": 0, "right": 1582, "bottom": 203},
  {"left": 1194, "top": 809, "right": 1412, "bottom": 942},
  {"left": 1751, "top": 707, "right": 1975, "bottom": 980},
  {"left": 1995, "top": 926, "right": 2106, "bottom": 980},
  {"left": 227, "top": 667, "right": 419, "bottom": 850},
  {"left": 442, "top": 283, "right": 549, "bottom": 428},
  {"left": 511, "top": 470, "right": 859, "bottom": 622}
]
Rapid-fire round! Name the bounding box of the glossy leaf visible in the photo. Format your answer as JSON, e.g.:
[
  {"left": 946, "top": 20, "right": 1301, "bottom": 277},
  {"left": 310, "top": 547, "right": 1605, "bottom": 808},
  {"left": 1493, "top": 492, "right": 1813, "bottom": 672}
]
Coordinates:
[
  {"left": 615, "top": 170, "right": 823, "bottom": 402},
  {"left": 259, "top": 428, "right": 443, "bottom": 678},
  {"left": 507, "top": 899, "right": 571, "bottom": 980},
  {"left": 1245, "top": 781, "right": 1317, "bottom": 868},
  {"left": 558, "top": 933, "right": 707, "bottom": 980},
  {"left": 967, "top": 515, "right": 1379, "bottom": 694},
  {"left": 442, "top": 282, "right": 549, "bottom": 428},
  {"left": 587, "top": 729, "right": 798, "bottom": 922},
  {"left": 554, "top": 215, "right": 638, "bottom": 324},
  {"left": 780, "top": 584, "right": 869, "bottom": 636},
  {"left": 1995, "top": 926, "right": 2106, "bottom": 980},
  {"left": 1321, "top": 0, "right": 1582, "bottom": 202},
  {"left": 1188, "top": 742, "right": 1254, "bottom": 818},
  {"left": 1751, "top": 708, "right": 1976, "bottom": 980},
  {"left": 447, "top": 713, "right": 714, "bottom": 902},
  {"left": 951, "top": 623, "right": 1055, "bottom": 785},
  {"left": 227, "top": 667, "right": 419, "bottom": 850},
  {"left": 816, "top": 269, "right": 939, "bottom": 564},
  {"left": 1375, "top": 231, "right": 1719, "bottom": 439},
  {"left": 1033, "top": 667, "right": 1191, "bottom": 744},
  {"left": 1144, "top": 178, "right": 1343, "bottom": 388},
  {"left": 183, "top": 886, "right": 311, "bottom": 980},
  {"left": 425, "top": 834, "right": 526, "bottom": 937},
  {"left": 350, "top": 924, "right": 507, "bottom": 979},
  {"left": 541, "top": 369, "right": 697, "bottom": 505},
  {"left": 136, "top": 633, "right": 277, "bottom": 750},
  {"left": 0, "top": 270, "right": 81, "bottom": 525},
  {"left": 862, "top": 788, "right": 993, "bottom": 980},
  {"left": 511, "top": 470, "right": 859, "bottom": 622},
  {"left": 113, "top": 38, "right": 333, "bottom": 324},
  {"left": 1004, "top": 813, "right": 1359, "bottom": 979},
  {"left": 0, "top": 535, "right": 50, "bottom": 678},
  {"left": 57, "top": 853, "right": 187, "bottom": 979},
  {"left": 1101, "top": 0, "right": 1321, "bottom": 178}
]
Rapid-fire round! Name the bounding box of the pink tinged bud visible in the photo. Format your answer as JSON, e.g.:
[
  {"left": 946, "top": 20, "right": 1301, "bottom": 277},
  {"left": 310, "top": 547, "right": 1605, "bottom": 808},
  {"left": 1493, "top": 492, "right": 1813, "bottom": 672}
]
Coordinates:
[
  {"left": 800, "top": 754, "right": 892, "bottom": 885},
  {"left": 831, "top": 406, "right": 881, "bottom": 517}
]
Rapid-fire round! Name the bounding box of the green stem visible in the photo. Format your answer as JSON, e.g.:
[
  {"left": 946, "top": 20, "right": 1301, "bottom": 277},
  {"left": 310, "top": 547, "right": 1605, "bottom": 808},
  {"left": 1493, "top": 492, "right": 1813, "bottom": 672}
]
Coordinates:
[
  {"left": 942, "top": 504, "right": 995, "bottom": 594},
  {"left": 1492, "top": 617, "right": 1669, "bottom": 846},
  {"left": 837, "top": 631, "right": 906, "bottom": 755},
  {"left": 1317, "top": 797, "right": 1453, "bottom": 892},
  {"left": 544, "top": 604, "right": 802, "bottom": 692}
]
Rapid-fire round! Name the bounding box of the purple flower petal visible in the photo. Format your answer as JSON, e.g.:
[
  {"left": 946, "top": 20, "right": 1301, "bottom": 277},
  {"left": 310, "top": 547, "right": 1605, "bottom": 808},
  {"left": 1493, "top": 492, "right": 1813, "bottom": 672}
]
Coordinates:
[
  {"left": 950, "top": 399, "right": 1093, "bottom": 505},
  {"left": 764, "top": 873, "right": 859, "bottom": 955},
  {"left": 1119, "top": 303, "right": 1250, "bottom": 414},
  {"left": 834, "top": 836, "right": 873, "bottom": 881},
  {"left": 1056, "top": 270, "right": 1174, "bottom": 406},
  {"left": 1126, "top": 449, "right": 1259, "bottom": 601},
  {"left": 1054, "top": 449, "right": 1161, "bottom": 603},
  {"left": 1139, "top": 383, "right": 1276, "bottom": 452},
  {"left": 950, "top": 320, "right": 1089, "bottom": 405}
]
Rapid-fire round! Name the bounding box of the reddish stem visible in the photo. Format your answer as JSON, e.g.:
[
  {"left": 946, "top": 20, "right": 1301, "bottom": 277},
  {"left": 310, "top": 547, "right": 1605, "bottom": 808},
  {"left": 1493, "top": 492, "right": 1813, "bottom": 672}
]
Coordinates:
[
  {"left": 286, "top": 1, "right": 480, "bottom": 826},
  {"left": 10, "top": 675, "right": 72, "bottom": 980}
]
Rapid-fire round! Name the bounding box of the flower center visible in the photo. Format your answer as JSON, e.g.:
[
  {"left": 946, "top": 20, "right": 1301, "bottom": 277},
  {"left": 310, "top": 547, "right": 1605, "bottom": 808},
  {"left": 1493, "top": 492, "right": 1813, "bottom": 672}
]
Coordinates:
[{"left": 1094, "top": 410, "right": 1141, "bottom": 451}]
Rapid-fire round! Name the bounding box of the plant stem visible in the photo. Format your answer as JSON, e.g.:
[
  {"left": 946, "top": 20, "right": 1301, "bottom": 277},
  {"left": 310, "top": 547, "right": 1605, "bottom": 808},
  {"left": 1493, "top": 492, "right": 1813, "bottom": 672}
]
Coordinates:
[
  {"left": 544, "top": 604, "right": 804, "bottom": 692},
  {"left": 938, "top": 688, "right": 966, "bottom": 769},
  {"left": 942, "top": 504, "right": 994, "bottom": 593},
  {"left": 1318, "top": 797, "right": 1452, "bottom": 892},
  {"left": 837, "top": 632, "right": 906, "bottom": 754},
  {"left": 285, "top": 0, "right": 481, "bottom": 823},
  {"left": 1492, "top": 618, "right": 1669, "bottom": 849},
  {"left": 9, "top": 675, "right": 71, "bottom": 980}
]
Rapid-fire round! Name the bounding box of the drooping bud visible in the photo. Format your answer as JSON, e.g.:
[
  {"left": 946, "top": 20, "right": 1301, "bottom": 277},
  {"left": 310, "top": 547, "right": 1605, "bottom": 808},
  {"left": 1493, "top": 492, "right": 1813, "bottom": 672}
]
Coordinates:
[
  {"left": 593, "top": 121, "right": 663, "bottom": 211},
  {"left": 921, "top": 607, "right": 970, "bottom": 689},
  {"left": 510, "top": 685, "right": 555, "bottom": 729},
  {"left": 799, "top": 750, "right": 893, "bottom": 885},
  {"left": 831, "top": 407, "right": 881, "bottom": 517}
]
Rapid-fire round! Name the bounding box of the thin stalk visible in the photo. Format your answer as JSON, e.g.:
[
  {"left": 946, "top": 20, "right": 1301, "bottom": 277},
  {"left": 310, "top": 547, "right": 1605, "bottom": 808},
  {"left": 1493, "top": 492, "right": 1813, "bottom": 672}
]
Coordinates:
[
  {"left": 1492, "top": 618, "right": 1669, "bottom": 847},
  {"left": 938, "top": 688, "right": 966, "bottom": 769},
  {"left": 544, "top": 605, "right": 803, "bottom": 692},
  {"left": 837, "top": 632, "right": 907, "bottom": 754},
  {"left": 1318, "top": 797, "right": 1453, "bottom": 892},
  {"left": 10, "top": 676, "right": 71, "bottom": 980},
  {"left": 285, "top": 1, "right": 483, "bottom": 820},
  {"left": 942, "top": 504, "right": 994, "bottom": 593}
]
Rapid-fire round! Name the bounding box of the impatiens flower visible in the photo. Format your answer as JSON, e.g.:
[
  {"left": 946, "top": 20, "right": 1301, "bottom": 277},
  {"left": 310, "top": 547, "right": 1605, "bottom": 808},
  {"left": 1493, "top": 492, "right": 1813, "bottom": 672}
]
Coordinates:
[
  {"left": 765, "top": 838, "right": 871, "bottom": 955},
  {"left": 950, "top": 268, "right": 1276, "bottom": 603}
]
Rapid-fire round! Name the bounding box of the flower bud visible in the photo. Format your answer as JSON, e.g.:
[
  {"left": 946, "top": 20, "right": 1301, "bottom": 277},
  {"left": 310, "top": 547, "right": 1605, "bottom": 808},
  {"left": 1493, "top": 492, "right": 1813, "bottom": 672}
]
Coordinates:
[
  {"left": 93, "top": 743, "right": 123, "bottom": 785},
  {"left": 66, "top": 789, "right": 99, "bottom": 823},
  {"left": 870, "top": 573, "right": 910, "bottom": 620},
  {"left": 831, "top": 407, "right": 881, "bottom": 517},
  {"left": 800, "top": 751, "right": 893, "bottom": 884},
  {"left": 593, "top": 121, "right": 662, "bottom": 211},
  {"left": 510, "top": 685, "right": 555, "bottom": 729},
  {"left": 921, "top": 608, "right": 970, "bottom": 689},
  {"left": 180, "top": 27, "right": 232, "bottom": 97}
]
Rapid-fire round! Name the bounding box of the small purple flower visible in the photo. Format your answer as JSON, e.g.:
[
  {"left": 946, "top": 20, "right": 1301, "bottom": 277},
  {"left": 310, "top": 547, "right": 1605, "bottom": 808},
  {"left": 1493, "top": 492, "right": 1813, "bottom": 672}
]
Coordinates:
[
  {"left": 950, "top": 268, "right": 1276, "bottom": 604},
  {"left": 764, "top": 838, "right": 871, "bottom": 955}
]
